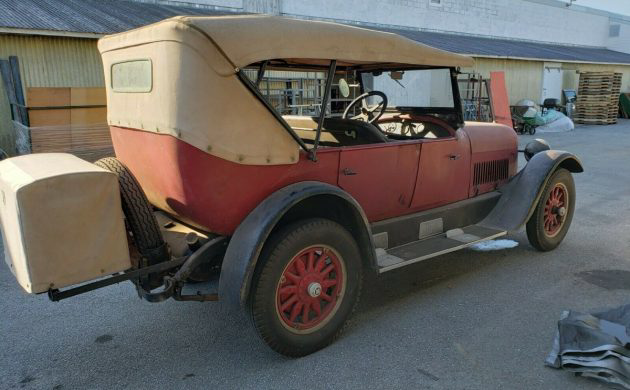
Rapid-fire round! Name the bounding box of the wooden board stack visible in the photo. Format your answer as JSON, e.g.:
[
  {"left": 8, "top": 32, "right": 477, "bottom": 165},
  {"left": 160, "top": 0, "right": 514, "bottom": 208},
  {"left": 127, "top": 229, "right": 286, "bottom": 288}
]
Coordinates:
[
  {"left": 25, "top": 87, "right": 113, "bottom": 162},
  {"left": 574, "top": 72, "right": 622, "bottom": 125}
]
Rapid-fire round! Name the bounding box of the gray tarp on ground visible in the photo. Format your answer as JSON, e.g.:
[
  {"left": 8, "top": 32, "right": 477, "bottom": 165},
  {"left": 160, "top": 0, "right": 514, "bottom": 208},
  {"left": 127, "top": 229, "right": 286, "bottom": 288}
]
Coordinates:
[{"left": 546, "top": 305, "right": 630, "bottom": 389}]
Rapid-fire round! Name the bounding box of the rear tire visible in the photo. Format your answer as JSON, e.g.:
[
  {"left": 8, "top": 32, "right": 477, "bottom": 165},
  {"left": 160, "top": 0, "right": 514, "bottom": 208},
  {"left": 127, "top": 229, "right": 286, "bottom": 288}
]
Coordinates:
[
  {"left": 526, "top": 168, "right": 575, "bottom": 251},
  {"left": 250, "top": 218, "right": 362, "bottom": 357},
  {"left": 95, "top": 157, "right": 168, "bottom": 287}
]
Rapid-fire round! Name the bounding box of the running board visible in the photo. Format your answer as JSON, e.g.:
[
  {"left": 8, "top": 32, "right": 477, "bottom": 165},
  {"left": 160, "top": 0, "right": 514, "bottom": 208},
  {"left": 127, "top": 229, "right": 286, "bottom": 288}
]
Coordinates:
[{"left": 376, "top": 225, "right": 506, "bottom": 273}]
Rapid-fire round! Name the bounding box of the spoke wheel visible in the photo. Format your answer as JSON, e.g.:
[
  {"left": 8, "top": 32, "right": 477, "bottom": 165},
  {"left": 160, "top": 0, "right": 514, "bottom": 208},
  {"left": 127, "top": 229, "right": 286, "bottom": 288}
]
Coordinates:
[
  {"left": 276, "top": 246, "right": 346, "bottom": 333},
  {"left": 526, "top": 168, "right": 575, "bottom": 251},
  {"left": 543, "top": 183, "right": 568, "bottom": 237},
  {"left": 250, "top": 218, "right": 362, "bottom": 357}
]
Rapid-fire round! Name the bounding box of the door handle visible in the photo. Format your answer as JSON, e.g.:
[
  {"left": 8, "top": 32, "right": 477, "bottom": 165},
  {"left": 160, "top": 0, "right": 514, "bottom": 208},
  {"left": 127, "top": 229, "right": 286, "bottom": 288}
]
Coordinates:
[
  {"left": 448, "top": 154, "right": 461, "bottom": 160},
  {"left": 342, "top": 168, "right": 357, "bottom": 176}
]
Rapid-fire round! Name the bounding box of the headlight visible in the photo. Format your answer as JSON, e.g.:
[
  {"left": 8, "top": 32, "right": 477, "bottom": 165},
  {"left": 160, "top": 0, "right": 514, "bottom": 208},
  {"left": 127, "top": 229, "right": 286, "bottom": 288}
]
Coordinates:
[{"left": 524, "top": 139, "right": 551, "bottom": 161}]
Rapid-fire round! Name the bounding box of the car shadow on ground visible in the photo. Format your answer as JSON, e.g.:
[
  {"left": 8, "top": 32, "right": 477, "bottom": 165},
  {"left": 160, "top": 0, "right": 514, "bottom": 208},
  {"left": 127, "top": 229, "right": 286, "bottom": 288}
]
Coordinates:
[
  {"left": 3, "top": 234, "right": 544, "bottom": 390},
  {"left": 355, "top": 234, "right": 531, "bottom": 315}
]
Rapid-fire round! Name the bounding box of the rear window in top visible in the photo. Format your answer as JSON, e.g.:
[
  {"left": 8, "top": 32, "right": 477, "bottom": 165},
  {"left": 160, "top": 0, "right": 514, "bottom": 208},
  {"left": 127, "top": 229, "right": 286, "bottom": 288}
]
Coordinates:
[{"left": 111, "top": 60, "right": 152, "bottom": 93}]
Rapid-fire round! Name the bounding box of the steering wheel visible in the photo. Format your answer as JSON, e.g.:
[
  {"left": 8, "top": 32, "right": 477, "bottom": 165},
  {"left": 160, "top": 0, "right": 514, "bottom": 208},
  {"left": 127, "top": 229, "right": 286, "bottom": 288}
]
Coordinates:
[{"left": 342, "top": 91, "right": 388, "bottom": 124}]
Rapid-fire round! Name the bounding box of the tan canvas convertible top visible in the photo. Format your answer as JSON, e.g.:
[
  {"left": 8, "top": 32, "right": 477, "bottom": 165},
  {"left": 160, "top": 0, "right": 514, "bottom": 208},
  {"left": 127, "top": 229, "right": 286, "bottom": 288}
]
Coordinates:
[
  {"left": 99, "top": 15, "right": 474, "bottom": 72},
  {"left": 98, "top": 16, "right": 473, "bottom": 165}
]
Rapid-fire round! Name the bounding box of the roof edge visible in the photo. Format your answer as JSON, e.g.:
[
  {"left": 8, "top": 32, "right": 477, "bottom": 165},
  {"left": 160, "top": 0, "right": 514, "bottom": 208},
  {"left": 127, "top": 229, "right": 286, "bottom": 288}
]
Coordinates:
[
  {"left": 468, "top": 54, "right": 630, "bottom": 66},
  {"left": 0, "top": 27, "right": 103, "bottom": 39}
]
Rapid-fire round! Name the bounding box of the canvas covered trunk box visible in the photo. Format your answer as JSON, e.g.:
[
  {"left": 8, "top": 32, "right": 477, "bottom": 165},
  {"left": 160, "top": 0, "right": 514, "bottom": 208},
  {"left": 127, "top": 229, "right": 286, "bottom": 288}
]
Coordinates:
[{"left": 0, "top": 153, "right": 131, "bottom": 293}]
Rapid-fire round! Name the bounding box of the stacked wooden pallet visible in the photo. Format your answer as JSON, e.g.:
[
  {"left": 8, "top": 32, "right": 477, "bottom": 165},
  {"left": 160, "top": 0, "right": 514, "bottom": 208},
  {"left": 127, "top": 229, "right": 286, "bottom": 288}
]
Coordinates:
[
  {"left": 24, "top": 87, "right": 113, "bottom": 161},
  {"left": 574, "top": 72, "right": 622, "bottom": 125}
]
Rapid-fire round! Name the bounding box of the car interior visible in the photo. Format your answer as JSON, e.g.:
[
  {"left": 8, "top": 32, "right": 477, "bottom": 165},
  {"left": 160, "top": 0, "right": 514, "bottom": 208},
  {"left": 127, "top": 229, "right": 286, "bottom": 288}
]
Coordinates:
[
  {"left": 283, "top": 113, "right": 454, "bottom": 147},
  {"left": 250, "top": 63, "right": 460, "bottom": 148}
]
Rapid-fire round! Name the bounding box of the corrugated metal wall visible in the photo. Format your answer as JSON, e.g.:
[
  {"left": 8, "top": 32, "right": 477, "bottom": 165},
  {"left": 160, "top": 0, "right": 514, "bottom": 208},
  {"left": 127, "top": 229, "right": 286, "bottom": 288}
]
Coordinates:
[
  {"left": 0, "top": 34, "right": 104, "bottom": 155},
  {"left": 466, "top": 57, "right": 630, "bottom": 106},
  {"left": 464, "top": 58, "right": 544, "bottom": 105}
]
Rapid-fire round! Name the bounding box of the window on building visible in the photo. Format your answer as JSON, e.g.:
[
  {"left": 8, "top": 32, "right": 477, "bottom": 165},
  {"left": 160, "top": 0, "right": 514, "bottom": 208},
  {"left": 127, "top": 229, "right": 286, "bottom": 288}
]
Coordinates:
[
  {"left": 429, "top": 0, "right": 442, "bottom": 6},
  {"left": 610, "top": 24, "right": 621, "bottom": 38}
]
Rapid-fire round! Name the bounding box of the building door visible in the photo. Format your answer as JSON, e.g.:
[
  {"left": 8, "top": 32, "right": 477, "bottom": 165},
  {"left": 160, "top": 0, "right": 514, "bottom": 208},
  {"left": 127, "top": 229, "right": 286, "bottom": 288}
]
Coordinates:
[{"left": 541, "top": 64, "right": 564, "bottom": 103}]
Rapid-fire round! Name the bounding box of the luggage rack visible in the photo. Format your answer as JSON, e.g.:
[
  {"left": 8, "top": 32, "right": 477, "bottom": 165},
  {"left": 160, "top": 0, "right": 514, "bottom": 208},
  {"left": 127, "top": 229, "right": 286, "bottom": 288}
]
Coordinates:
[{"left": 48, "top": 236, "right": 226, "bottom": 303}]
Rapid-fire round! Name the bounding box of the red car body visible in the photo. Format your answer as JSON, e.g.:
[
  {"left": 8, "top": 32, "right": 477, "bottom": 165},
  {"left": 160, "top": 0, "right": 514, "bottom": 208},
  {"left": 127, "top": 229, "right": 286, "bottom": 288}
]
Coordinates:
[{"left": 111, "top": 119, "right": 516, "bottom": 236}]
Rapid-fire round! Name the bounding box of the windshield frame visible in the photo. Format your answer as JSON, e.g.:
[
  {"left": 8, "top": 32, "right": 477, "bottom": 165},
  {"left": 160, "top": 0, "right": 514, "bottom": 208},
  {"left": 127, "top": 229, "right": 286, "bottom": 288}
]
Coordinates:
[{"left": 357, "top": 66, "right": 464, "bottom": 129}]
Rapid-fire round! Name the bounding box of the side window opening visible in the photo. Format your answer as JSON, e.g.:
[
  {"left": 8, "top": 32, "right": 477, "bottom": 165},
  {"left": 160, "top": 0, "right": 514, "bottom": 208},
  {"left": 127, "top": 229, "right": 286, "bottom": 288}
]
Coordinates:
[
  {"left": 244, "top": 64, "right": 457, "bottom": 147},
  {"left": 243, "top": 68, "right": 359, "bottom": 117},
  {"left": 111, "top": 59, "right": 152, "bottom": 93}
]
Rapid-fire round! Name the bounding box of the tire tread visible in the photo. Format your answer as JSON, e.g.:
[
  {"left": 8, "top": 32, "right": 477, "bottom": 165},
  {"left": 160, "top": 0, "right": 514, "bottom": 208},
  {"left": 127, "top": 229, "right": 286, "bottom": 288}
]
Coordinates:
[
  {"left": 250, "top": 218, "right": 362, "bottom": 357},
  {"left": 526, "top": 168, "right": 575, "bottom": 251},
  {"left": 94, "top": 157, "right": 164, "bottom": 255}
]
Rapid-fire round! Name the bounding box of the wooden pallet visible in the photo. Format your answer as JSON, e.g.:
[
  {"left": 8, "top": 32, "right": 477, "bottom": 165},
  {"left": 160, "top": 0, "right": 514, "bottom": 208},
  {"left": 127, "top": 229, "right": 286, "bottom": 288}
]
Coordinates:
[
  {"left": 574, "top": 117, "right": 617, "bottom": 124},
  {"left": 24, "top": 87, "right": 113, "bottom": 161},
  {"left": 574, "top": 72, "right": 622, "bottom": 125}
]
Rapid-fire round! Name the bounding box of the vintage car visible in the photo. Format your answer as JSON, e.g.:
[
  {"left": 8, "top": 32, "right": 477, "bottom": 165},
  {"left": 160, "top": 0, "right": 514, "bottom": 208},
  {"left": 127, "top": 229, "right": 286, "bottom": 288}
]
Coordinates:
[{"left": 0, "top": 16, "right": 582, "bottom": 357}]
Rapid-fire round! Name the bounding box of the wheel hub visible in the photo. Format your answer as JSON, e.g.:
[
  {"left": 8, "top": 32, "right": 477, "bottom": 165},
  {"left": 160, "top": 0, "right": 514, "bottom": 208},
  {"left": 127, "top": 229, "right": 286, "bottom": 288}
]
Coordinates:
[
  {"left": 307, "top": 282, "right": 322, "bottom": 298},
  {"left": 275, "top": 246, "right": 344, "bottom": 332},
  {"left": 543, "top": 183, "right": 568, "bottom": 237}
]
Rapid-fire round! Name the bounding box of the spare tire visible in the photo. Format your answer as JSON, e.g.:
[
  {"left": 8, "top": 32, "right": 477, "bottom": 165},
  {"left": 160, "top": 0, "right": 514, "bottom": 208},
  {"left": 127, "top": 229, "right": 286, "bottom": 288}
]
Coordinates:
[{"left": 95, "top": 157, "right": 168, "bottom": 287}]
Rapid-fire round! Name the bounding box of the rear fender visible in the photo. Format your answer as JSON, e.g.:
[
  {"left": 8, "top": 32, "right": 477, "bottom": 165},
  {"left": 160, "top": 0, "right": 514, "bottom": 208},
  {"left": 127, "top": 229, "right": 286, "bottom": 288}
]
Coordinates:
[
  {"left": 479, "top": 150, "right": 583, "bottom": 232},
  {"left": 218, "top": 181, "right": 375, "bottom": 310}
]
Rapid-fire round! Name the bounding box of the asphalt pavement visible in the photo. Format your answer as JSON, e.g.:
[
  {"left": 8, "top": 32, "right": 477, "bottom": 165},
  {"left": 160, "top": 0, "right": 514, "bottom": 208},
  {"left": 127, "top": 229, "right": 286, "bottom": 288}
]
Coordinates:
[{"left": 2, "top": 121, "right": 630, "bottom": 389}]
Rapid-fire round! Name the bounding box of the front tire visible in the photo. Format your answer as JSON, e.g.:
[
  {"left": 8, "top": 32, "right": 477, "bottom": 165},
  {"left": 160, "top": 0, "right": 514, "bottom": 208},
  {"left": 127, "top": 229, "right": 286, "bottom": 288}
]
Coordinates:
[
  {"left": 526, "top": 168, "right": 575, "bottom": 251},
  {"left": 250, "top": 218, "right": 362, "bottom": 357}
]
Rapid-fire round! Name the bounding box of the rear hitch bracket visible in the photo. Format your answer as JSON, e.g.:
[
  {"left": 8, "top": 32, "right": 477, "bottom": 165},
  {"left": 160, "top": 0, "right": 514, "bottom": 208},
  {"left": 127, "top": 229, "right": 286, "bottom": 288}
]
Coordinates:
[{"left": 48, "top": 236, "right": 227, "bottom": 303}]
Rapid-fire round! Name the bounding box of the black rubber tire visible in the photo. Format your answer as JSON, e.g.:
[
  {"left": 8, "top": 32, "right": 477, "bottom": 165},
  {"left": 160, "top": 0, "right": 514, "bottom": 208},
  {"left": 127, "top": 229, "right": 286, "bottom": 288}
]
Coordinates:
[
  {"left": 250, "top": 218, "right": 362, "bottom": 357},
  {"left": 94, "top": 157, "right": 167, "bottom": 265},
  {"left": 526, "top": 168, "right": 575, "bottom": 251}
]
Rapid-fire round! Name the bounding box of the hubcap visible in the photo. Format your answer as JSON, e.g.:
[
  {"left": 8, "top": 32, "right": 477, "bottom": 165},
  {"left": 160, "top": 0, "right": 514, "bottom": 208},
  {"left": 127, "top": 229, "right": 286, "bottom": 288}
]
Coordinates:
[
  {"left": 543, "top": 183, "right": 568, "bottom": 237},
  {"left": 308, "top": 282, "right": 322, "bottom": 298},
  {"left": 275, "top": 246, "right": 345, "bottom": 333}
]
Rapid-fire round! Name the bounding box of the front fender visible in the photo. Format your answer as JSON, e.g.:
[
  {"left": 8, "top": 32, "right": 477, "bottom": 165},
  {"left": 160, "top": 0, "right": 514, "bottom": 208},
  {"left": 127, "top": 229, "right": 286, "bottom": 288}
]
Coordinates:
[
  {"left": 218, "top": 181, "right": 375, "bottom": 310},
  {"left": 480, "top": 150, "right": 583, "bottom": 232}
]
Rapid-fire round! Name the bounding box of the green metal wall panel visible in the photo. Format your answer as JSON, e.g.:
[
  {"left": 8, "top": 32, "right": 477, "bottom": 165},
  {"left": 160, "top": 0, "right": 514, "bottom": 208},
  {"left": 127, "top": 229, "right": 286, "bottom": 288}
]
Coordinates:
[{"left": 0, "top": 34, "right": 104, "bottom": 155}]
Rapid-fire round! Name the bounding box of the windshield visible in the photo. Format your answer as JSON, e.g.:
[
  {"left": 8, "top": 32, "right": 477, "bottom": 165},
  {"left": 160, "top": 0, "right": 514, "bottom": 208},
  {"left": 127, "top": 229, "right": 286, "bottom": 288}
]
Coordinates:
[{"left": 361, "top": 68, "right": 454, "bottom": 109}]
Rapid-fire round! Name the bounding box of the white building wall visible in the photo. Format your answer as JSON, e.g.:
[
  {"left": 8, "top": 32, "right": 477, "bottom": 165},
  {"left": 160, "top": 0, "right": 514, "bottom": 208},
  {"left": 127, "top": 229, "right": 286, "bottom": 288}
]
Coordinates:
[
  {"left": 607, "top": 20, "right": 630, "bottom": 54},
  {"left": 152, "top": 0, "right": 629, "bottom": 50},
  {"left": 280, "top": 0, "right": 609, "bottom": 47}
]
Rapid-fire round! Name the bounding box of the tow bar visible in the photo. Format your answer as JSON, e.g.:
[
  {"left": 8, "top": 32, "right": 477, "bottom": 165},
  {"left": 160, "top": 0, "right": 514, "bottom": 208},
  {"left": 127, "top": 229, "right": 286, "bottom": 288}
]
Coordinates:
[{"left": 48, "top": 236, "right": 227, "bottom": 302}]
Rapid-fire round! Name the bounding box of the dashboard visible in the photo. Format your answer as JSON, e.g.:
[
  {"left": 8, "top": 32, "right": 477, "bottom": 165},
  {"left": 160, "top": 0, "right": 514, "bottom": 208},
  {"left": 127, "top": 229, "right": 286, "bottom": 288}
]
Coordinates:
[{"left": 376, "top": 114, "right": 454, "bottom": 140}]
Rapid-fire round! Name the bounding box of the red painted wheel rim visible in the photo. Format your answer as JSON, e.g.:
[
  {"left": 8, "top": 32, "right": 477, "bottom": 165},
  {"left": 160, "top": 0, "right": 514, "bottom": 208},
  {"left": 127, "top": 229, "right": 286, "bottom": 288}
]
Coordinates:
[
  {"left": 275, "top": 246, "right": 345, "bottom": 333},
  {"left": 543, "top": 183, "right": 568, "bottom": 237}
]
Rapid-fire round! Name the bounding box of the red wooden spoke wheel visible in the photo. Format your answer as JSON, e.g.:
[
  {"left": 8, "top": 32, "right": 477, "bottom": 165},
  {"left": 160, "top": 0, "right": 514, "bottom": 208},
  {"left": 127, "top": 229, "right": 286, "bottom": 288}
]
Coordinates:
[
  {"left": 526, "top": 168, "right": 575, "bottom": 252},
  {"left": 251, "top": 219, "right": 361, "bottom": 356},
  {"left": 543, "top": 183, "right": 568, "bottom": 237},
  {"left": 275, "top": 245, "right": 346, "bottom": 333}
]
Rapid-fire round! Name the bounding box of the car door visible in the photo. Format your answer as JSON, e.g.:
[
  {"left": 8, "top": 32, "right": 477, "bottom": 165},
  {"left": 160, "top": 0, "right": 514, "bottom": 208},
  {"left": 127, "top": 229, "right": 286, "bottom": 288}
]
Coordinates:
[
  {"left": 338, "top": 142, "right": 421, "bottom": 221},
  {"left": 410, "top": 129, "right": 471, "bottom": 210}
]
